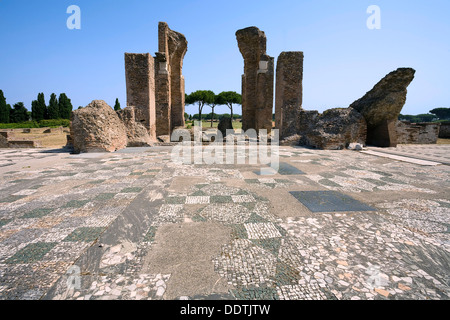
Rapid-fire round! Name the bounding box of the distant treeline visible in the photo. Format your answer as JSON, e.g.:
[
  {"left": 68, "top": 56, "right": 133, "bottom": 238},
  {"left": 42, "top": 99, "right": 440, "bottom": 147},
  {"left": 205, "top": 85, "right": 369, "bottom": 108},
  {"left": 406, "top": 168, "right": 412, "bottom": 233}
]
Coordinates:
[
  {"left": 185, "top": 113, "right": 242, "bottom": 121},
  {"left": 0, "top": 90, "right": 73, "bottom": 124},
  {"left": 399, "top": 108, "right": 450, "bottom": 123}
]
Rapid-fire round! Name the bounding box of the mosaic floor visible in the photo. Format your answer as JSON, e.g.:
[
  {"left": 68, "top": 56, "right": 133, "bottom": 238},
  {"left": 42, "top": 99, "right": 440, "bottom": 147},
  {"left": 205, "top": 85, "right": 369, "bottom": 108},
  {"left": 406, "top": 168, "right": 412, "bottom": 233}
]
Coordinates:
[{"left": 0, "top": 145, "right": 449, "bottom": 300}]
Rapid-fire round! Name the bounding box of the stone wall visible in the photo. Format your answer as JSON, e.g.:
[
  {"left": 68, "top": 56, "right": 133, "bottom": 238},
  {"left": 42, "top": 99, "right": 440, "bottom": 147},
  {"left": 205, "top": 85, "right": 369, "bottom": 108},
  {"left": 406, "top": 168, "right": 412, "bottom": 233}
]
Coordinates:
[
  {"left": 275, "top": 51, "right": 304, "bottom": 138},
  {"left": 439, "top": 122, "right": 450, "bottom": 138},
  {"left": 396, "top": 121, "right": 441, "bottom": 144}
]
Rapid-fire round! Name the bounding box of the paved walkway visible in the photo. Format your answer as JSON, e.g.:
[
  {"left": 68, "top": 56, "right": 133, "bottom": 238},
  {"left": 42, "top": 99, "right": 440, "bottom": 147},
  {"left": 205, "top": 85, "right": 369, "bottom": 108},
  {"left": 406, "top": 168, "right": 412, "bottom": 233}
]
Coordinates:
[{"left": 0, "top": 145, "right": 449, "bottom": 300}]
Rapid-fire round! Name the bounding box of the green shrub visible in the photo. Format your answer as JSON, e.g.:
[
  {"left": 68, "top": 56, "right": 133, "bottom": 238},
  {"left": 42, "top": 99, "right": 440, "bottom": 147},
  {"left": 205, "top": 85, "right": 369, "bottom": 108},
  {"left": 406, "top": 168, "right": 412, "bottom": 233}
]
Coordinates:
[
  {"left": 0, "top": 121, "right": 40, "bottom": 129},
  {"left": 0, "top": 119, "right": 70, "bottom": 129},
  {"left": 38, "top": 119, "right": 70, "bottom": 128}
]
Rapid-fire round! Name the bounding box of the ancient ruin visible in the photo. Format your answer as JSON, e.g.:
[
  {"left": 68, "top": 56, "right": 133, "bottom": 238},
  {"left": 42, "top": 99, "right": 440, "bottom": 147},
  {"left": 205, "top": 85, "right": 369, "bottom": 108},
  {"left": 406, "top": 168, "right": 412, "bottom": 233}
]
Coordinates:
[
  {"left": 276, "top": 65, "right": 424, "bottom": 149},
  {"left": 71, "top": 100, "right": 128, "bottom": 153},
  {"left": 69, "top": 23, "right": 439, "bottom": 154},
  {"left": 349, "top": 68, "right": 416, "bottom": 147},
  {"left": 396, "top": 120, "right": 441, "bottom": 144},
  {"left": 125, "top": 22, "right": 187, "bottom": 139},
  {"left": 70, "top": 22, "right": 188, "bottom": 153},
  {"left": 275, "top": 51, "right": 304, "bottom": 139},
  {"left": 236, "top": 27, "right": 274, "bottom": 133},
  {"left": 296, "top": 108, "right": 367, "bottom": 150},
  {"left": 124, "top": 53, "right": 157, "bottom": 140},
  {"left": 117, "top": 106, "right": 154, "bottom": 147},
  {"left": 155, "top": 22, "right": 188, "bottom": 136}
]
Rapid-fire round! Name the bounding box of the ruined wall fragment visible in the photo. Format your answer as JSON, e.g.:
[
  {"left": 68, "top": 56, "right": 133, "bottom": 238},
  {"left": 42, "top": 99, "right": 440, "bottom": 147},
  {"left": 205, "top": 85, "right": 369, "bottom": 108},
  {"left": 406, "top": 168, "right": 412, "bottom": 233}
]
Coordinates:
[
  {"left": 236, "top": 27, "right": 274, "bottom": 132},
  {"left": 124, "top": 53, "right": 156, "bottom": 140},
  {"left": 349, "top": 68, "right": 416, "bottom": 147},
  {"left": 275, "top": 51, "right": 304, "bottom": 139}
]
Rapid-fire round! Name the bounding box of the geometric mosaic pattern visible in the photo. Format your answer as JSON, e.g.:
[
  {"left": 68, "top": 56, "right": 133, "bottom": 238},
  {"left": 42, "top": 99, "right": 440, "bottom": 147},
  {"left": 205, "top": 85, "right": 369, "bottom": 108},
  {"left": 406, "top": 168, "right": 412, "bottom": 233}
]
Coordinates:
[{"left": 0, "top": 145, "right": 449, "bottom": 301}]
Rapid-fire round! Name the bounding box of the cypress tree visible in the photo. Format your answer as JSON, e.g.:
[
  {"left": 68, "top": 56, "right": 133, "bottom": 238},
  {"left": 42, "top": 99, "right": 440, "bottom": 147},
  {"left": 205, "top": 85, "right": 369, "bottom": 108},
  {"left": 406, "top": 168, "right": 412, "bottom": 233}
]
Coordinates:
[
  {"left": 32, "top": 93, "right": 46, "bottom": 121},
  {"left": 48, "top": 93, "right": 60, "bottom": 119},
  {"left": 11, "top": 102, "right": 29, "bottom": 123},
  {"left": 114, "top": 98, "right": 121, "bottom": 111},
  {"left": 0, "top": 90, "right": 10, "bottom": 123},
  {"left": 58, "top": 93, "right": 73, "bottom": 119}
]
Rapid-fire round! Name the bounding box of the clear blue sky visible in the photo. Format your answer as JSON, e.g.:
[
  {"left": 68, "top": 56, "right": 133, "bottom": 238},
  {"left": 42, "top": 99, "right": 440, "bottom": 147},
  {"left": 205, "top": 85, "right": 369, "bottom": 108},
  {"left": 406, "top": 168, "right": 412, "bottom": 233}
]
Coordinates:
[{"left": 0, "top": 0, "right": 449, "bottom": 116}]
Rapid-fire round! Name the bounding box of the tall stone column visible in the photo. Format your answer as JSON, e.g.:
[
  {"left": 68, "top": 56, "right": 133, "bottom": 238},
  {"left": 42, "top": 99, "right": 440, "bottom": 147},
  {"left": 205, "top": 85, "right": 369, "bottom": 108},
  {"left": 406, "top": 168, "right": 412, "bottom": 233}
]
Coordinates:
[
  {"left": 154, "top": 52, "right": 171, "bottom": 137},
  {"left": 124, "top": 53, "right": 156, "bottom": 140},
  {"left": 275, "top": 51, "right": 304, "bottom": 139},
  {"left": 236, "top": 27, "right": 274, "bottom": 132},
  {"left": 155, "top": 22, "right": 188, "bottom": 135},
  {"left": 170, "top": 44, "right": 188, "bottom": 129},
  {"left": 256, "top": 55, "right": 274, "bottom": 133}
]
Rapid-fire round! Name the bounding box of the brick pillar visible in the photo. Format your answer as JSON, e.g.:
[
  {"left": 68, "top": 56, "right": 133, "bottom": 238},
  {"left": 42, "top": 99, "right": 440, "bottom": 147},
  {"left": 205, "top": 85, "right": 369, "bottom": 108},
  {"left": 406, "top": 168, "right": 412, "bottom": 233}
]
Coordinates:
[
  {"left": 155, "top": 52, "right": 171, "bottom": 136},
  {"left": 124, "top": 53, "right": 156, "bottom": 140},
  {"left": 275, "top": 51, "right": 304, "bottom": 139},
  {"left": 256, "top": 55, "right": 274, "bottom": 133}
]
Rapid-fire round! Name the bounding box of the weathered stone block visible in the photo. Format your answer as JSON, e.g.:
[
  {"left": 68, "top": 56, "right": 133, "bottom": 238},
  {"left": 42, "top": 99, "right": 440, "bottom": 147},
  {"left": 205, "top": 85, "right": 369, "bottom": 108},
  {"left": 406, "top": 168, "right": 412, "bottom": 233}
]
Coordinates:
[
  {"left": 8, "top": 140, "right": 41, "bottom": 148},
  {"left": 297, "top": 108, "right": 367, "bottom": 150},
  {"left": 71, "top": 100, "right": 128, "bottom": 153},
  {"left": 349, "top": 68, "right": 415, "bottom": 147},
  {"left": 279, "top": 104, "right": 304, "bottom": 139},
  {"left": 117, "top": 106, "right": 154, "bottom": 147}
]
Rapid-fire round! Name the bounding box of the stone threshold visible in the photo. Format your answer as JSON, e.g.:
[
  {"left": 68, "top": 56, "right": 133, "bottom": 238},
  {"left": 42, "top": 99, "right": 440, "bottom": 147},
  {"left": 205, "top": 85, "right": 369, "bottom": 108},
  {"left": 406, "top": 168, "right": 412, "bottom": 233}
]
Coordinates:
[{"left": 361, "top": 149, "right": 442, "bottom": 166}]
